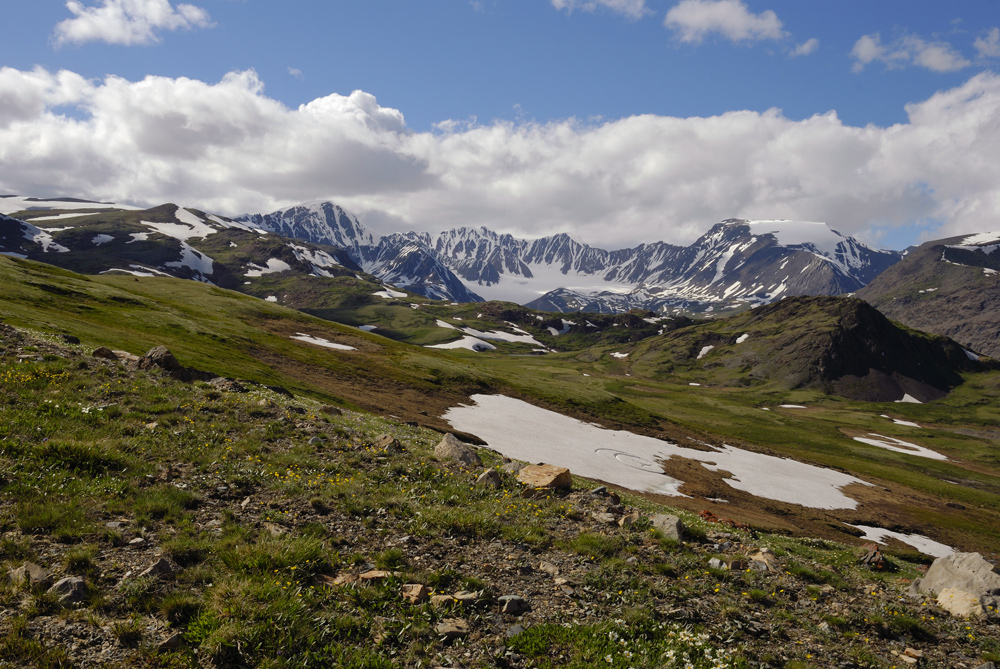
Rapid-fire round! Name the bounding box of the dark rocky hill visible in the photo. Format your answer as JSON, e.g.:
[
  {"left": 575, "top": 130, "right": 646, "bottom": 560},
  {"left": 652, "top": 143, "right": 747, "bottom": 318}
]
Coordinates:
[{"left": 857, "top": 232, "right": 1000, "bottom": 358}]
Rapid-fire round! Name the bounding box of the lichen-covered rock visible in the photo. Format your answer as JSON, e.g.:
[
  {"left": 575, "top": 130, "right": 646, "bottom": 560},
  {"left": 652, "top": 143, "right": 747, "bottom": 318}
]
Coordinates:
[{"left": 434, "top": 434, "right": 481, "bottom": 467}]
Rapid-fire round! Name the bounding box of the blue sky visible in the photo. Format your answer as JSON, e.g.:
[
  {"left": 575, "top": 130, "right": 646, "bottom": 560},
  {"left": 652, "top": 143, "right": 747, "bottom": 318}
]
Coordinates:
[{"left": 2, "top": 1, "right": 999, "bottom": 249}]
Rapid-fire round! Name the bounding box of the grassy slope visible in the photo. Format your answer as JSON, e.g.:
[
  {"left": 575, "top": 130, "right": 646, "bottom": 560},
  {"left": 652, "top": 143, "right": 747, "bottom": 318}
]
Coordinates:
[{"left": 2, "top": 256, "right": 1000, "bottom": 554}]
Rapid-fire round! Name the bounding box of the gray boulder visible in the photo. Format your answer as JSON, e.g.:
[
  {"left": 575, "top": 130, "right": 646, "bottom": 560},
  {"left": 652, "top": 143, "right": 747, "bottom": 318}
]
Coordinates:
[
  {"left": 434, "top": 434, "right": 482, "bottom": 467},
  {"left": 650, "top": 514, "right": 685, "bottom": 541},
  {"left": 910, "top": 552, "right": 1000, "bottom": 617},
  {"left": 48, "top": 576, "right": 86, "bottom": 604}
]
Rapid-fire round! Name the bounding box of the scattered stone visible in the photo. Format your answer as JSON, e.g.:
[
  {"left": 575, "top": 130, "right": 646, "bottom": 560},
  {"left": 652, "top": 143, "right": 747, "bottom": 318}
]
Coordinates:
[
  {"left": 431, "top": 594, "right": 457, "bottom": 607},
  {"left": 138, "top": 558, "right": 174, "bottom": 580},
  {"left": 452, "top": 590, "right": 479, "bottom": 604},
  {"left": 401, "top": 584, "right": 429, "bottom": 604},
  {"left": 858, "top": 543, "right": 887, "bottom": 570},
  {"left": 8, "top": 562, "right": 52, "bottom": 590},
  {"left": 517, "top": 464, "right": 572, "bottom": 490},
  {"left": 308, "top": 437, "right": 325, "bottom": 446},
  {"left": 708, "top": 558, "right": 726, "bottom": 570},
  {"left": 320, "top": 405, "right": 343, "bottom": 416},
  {"left": 158, "top": 633, "right": 184, "bottom": 652},
  {"left": 650, "top": 514, "right": 685, "bottom": 541},
  {"left": 374, "top": 434, "right": 404, "bottom": 454},
  {"left": 48, "top": 576, "right": 86, "bottom": 604},
  {"left": 128, "top": 537, "right": 145, "bottom": 547},
  {"left": 591, "top": 512, "right": 617, "bottom": 525},
  {"left": 240, "top": 497, "right": 252, "bottom": 510},
  {"left": 975, "top": 663, "right": 997, "bottom": 669},
  {"left": 360, "top": 570, "right": 393, "bottom": 582},
  {"left": 60, "top": 334, "right": 81, "bottom": 345},
  {"left": 750, "top": 548, "right": 780, "bottom": 573},
  {"left": 903, "top": 648, "right": 923, "bottom": 659},
  {"left": 699, "top": 510, "right": 756, "bottom": 537},
  {"left": 475, "top": 469, "right": 502, "bottom": 488},
  {"left": 618, "top": 510, "right": 642, "bottom": 528},
  {"left": 113, "top": 350, "right": 140, "bottom": 363},
  {"left": 500, "top": 460, "right": 523, "bottom": 475},
  {"left": 263, "top": 522, "right": 286, "bottom": 537},
  {"left": 499, "top": 595, "right": 531, "bottom": 615},
  {"left": 506, "top": 624, "right": 525, "bottom": 638},
  {"left": 208, "top": 377, "right": 246, "bottom": 393},
  {"left": 435, "top": 618, "right": 470, "bottom": 641},
  {"left": 91, "top": 347, "right": 118, "bottom": 360},
  {"left": 538, "top": 561, "right": 560, "bottom": 577},
  {"left": 329, "top": 574, "right": 360, "bottom": 586},
  {"left": 435, "top": 433, "right": 482, "bottom": 467}
]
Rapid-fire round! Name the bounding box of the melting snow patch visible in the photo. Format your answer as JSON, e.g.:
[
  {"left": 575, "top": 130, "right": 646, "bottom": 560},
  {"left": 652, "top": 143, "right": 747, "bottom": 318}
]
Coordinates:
[
  {"left": 892, "top": 419, "right": 921, "bottom": 428},
  {"left": 779, "top": 405, "right": 807, "bottom": 409},
  {"left": 165, "top": 241, "right": 214, "bottom": 278},
  {"left": 610, "top": 352, "right": 629, "bottom": 359},
  {"left": 141, "top": 217, "right": 215, "bottom": 241},
  {"left": 697, "top": 345, "right": 714, "bottom": 359},
  {"left": 92, "top": 234, "right": 113, "bottom": 246},
  {"left": 964, "top": 349, "right": 980, "bottom": 361},
  {"left": 688, "top": 383, "right": 701, "bottom": 387},
  {"left": 443, "top": 395, "right": 869, "bottom": 508},
  {"left": 358, "top": 325, "right": 377, "bottom": 332},
  {"left": 291, "top": 334, "right": 356, "bottom": 351},
  {"left": 848, "top": 525, "right": 954, "bottom": 558},
  {"left": 436, "top": 319, "right": 458, "bottom": 330},
  {"left": 426, "top": 336, "right": 496, "bottom": 352},
  {"left": 374, "top": 288, "right": 407, "bottom": 299},
  {"left": 265, "top": 296, "right": 278, "bottom": 303},
  {"left": 959, "top": 232, "right": 1000, "bottom": 246},
  {"left": 852, "top": 434, "right": 947, "bottom": 461},
  {"left": 245, "top": 258, "right": 292, "bottom": 277},
  {"left": 895, "top": 394, "right": 923, "bottom": 404},
  {"left": 736, "top": 334, "right": 749, "bottom": 344},
  {"left": 127, "top": 232, "right": 149, "bottom": 243}
]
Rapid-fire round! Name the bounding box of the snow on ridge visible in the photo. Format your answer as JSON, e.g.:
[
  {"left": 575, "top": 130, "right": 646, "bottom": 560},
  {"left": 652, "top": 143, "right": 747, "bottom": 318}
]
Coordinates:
[
  {"left": 0, "top": 196, "right": 140, "bottom": 215},
  {"left": 245, "top": 258, "right": 292, "bottom": 277},
  {"left": 426, "top": 335, "right": 496, "bottom": 352},
  {"left": 959, "top": 232, "right": 1000, "bottom": 247}
]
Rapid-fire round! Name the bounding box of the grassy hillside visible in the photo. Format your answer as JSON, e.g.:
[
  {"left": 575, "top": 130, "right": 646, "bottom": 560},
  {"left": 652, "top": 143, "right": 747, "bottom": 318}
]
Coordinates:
[{"left": 2, "top": 321, "right": 1000, "bottom": 668}]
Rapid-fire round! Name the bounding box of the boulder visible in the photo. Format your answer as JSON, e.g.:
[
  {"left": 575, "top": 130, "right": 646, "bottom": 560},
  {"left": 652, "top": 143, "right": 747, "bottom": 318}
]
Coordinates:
[
  {"left": 618, "top": 511, "right": 642, "bottom": 528},
  {"left": 435, "top": 618, "right": 470, "bottom": 641},
  {"left": 650, "top": 514, "right": 685, "bottom": 541},
  {"left": 434, "top": 434, "right": 481, "bottom": 467},
  {"left": 139, "top": 346, "right": 181, "bottom": 373},
  {"left": 476, "top": 469, "right": 502, "bottom": 488},
  {"left": 911, "top": 552, "right": 1000, "bottom": 617},
  {"left": 7, "top": 562, "right": 52, "bottom": 590},
  {"left": 374, "top": 434, "right": 403, "bottom": 454},
  {"left": 401, "top": 584, "right": 429, "bottom": 604},
  {"left": 138, "top": 558, "right": 174, "bottom": 579},
  {"left": 517, "top": 464, "right": 572, "bottom": 490},
  {"left": 48, "top": 576, "right": 86, "bottom": 604},
  {"left": 937, "top": 587, "right": 983, "bottom": 617},
  {"left": 499, "top": 594, "right": 531, "bottom": 615},
  {"left": 91, "top": 347, "right": 118, "bottom": 360},
  {"left": 208, "top": 377, "right": 246, "bottom": 393},
  {"left": 749, "top": 548, "right": 780, "bottom": 573}
]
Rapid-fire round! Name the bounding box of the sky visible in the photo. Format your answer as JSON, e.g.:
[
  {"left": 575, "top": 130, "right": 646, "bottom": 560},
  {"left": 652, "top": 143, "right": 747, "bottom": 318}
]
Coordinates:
[{"left": 1, "top": 1, "right": 999, "bottom": 250}]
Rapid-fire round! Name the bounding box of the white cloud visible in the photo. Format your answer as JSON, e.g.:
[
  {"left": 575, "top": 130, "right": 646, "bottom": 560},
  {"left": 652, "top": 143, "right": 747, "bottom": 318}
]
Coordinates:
[
  {"left": 3, "top": 66, "right": 1000, "bottom": 249},
  {"left": 790, "top": 37, "right": 818, "bottom": 57},
  {"left": 54, "top": 0, "right": 213, "bottom": 47},
  {"left": 664, "top": 0, "right": 785, "bottom": 44},
  {"left": 851, "top": 32, "right": 970, "bottom": 73},
  {"left": 974, "top": 27, "right": 1000, "bottom": 59},
  {"left": 288, "top": 68, "right": 304, "bottom": 81},
  {"left": 551, "top": 0, "right": 650, "bottom": 20}
]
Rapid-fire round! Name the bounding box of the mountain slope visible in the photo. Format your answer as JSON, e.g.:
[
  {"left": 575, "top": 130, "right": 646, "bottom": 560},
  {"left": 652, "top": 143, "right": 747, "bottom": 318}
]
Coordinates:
[{"left": 857, "top": 231, "right": 1000, "bottom": 358}]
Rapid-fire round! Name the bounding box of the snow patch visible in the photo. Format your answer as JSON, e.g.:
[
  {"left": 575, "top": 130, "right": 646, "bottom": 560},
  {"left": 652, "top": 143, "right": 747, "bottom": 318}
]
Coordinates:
[
  {"left": 165, "top": 241, "right": 214, "bottom": 278},
  {"left": 852, "top": 434, "right": 947, "bottom": 461},
  {"left": 848, "top": 525, "right": 953, "bottom": 558},
  {"left": 244, "top": 258, "right": 292, "bottom": 277},
  {"left": 426, "top": 336, "right": 496, "bottom": 352},
  {"left": 91, "top": 234, "right": 114, "bottom": 246},
  {"left": 291, "top": 333, "right": 356, "bottom": 351},
  {"left": 127, "top": 232, "right": 149, "bottom": 243},
  {"left": 895, "top": 394, "right": 922, "bottom": 404},
  {"left": 443, "top": 395, "right": 870, "bottom": 509},
  {"left": 735, "top": 334, "right": 749, "bottom": 344},
  {"left": 610, "top": 352, "right": 629, "bottom": 359},
  {"left": 697, "top": 345, "right": 714, "bottom": 360},
  {"left": 779, "top": 405, "right": 807, "bottom": 409},
  {"left": 358, "top": 325, "right": 378, "bottom": 332},
  {"left": 964, "top": 349, "right": 980, "bottom": 361},
  {"left": 374, "top": 288, "right": 407, "bottom": 299},
  {"left": 265, "top": 296, "right": 278, "bottom": 302}
]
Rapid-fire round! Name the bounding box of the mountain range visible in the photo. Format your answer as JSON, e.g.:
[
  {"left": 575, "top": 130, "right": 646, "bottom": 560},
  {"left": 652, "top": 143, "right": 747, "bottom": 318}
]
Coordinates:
[{"left": 234, "top": 202, "right": 904, "bottom": 313}]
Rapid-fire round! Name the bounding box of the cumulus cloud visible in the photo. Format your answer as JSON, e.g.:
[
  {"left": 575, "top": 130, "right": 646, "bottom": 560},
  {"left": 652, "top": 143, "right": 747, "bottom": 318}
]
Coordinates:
[
  {"left": 54, "top": 0, "right": 213, "bottom": 47},
  {"left": 551, "top": 0, "right": 650, "bottom": 19},
  {"left": 288, "top": 68, "right": 304, "bottom": 81},
  {"left": 2, "top": 66, "right": 1000, "bottom": 248},
  {"left": 975, "top": 27, "right": 1000, "bottom": 59},
  {"left": 664, "top": 0, "right": 785, "bottom": 44},
  {"left": 790, "top": 37, "right": 818, "bottom": 57},
  {"left": 851, "top": 32, "right": 970, "bottom": 73}
]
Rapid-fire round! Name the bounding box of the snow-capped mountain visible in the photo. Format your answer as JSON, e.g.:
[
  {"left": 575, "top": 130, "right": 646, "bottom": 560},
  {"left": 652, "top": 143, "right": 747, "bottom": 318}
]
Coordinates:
[{"left": 231, "top": 203, "right": 903, "bottom": 311}]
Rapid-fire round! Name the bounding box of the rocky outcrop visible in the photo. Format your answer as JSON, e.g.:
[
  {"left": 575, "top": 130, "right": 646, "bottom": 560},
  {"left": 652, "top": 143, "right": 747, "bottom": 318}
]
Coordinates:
[{"left": 910, "top": 552, "right": 1000, "bottom": 617}]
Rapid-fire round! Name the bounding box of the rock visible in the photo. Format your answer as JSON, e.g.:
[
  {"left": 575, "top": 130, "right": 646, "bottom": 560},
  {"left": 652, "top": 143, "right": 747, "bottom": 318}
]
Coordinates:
[
  {"left": 476, "top": 469, "right": 502, "bottom": 488},
  {"left": 320, "top": 405, "right": 343, "bottom": 416},
  {"left": 431, "top": 594, "right": 457, "bottom": 607},
  {"left": 517, "top": 464, "right": 572, "bottom": 490},
  {"left": 91, "top": 347, "right": 118, "bottom": 360},
  {"left": 506, "top": 624, "right": 526, "bottom": 638},
  {"left": 263, "top": 522, "right": 286, "bottom": 537},
  {"left": 937, "top": 587, "right": 984, "bottom": 617},
  {"left": 139, "top": 346, "right": 181, "bottom": 373},
  {"left": 48, "top": 576, "right": 86, "bottom": 604},
  {"left": 360, "top": 570, "right": 393, "bottom": 582},
  {"left": 158, "top": 633, "right": 184, "bottom": 652},
  {"left": 208, "top": 377, "right": 246, "bottom": 393},
  {"left": 138, "top": 558, "right": 174, "bottom": 579},
  {"left": 858, "top": 543, "right": 887, "bottom": 570},
  {"left": 912, "top": 552, "right": 1000, "bottom": 616},
  {"left": 8, "top": 562, "right": 52, "bottom": 590},
  {"left": 749, "top": 548, "right": 780, "bottom": 573},
  {"left": 903, "top": 648, "right": 923, "bottom": 660},
  {"left": 591, "top": 512, "right": 617, "bottom": 524},
  {"left": 374, "top": 434, "right": 404, "bottom": 454},
  {"left": 618, "top": 511, "right": 641, "bottom": 528},
  {"left": 308, "top": 437, "right": 325, "bottom": 446},
  {"left": 500, "top": 461, "right": 523, "bottom": 475},
  {"left": 330, "top": 574, "right": 359, "bottom": 586},
  {"left": 113, "top": 350, "right": 140, "bottom": 363},
  {"left": 650, "top": 514, "right": 685, "bottom": 541},
  {"left": 60, "top": 334, "right": 81, "bottom": 345},
  {"left": 128, "top": 537, "right": 145, "bottom": 547},
  {"left": 708, "top": 558, "right": 726, "bottom": 570},
  {"left": 435, "top": 618, "right": 470, "bottom": 641},
  {"left": 401, "top": 584, "right": 429, "bottom": 604},
  {"left": 538, "top": 561, "right": 560, "bottom": 577},
  {"left": 975, "top": 663, "right": 997, "bottom": 669},
  {"left": 435, "top": 434, "right": 482, "bottom": 467},
  {"left": 499, "top": 594, "right": 531, "bottom": 615}
]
